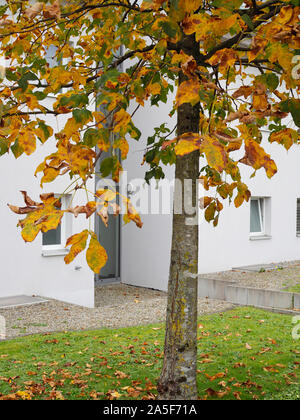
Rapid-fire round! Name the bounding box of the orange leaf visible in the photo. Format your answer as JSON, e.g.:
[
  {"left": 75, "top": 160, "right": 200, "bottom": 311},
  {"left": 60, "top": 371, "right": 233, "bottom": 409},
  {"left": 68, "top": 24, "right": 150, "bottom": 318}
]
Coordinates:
[{"left": 242, "top": 138, "right": 277, "bottom": 178}]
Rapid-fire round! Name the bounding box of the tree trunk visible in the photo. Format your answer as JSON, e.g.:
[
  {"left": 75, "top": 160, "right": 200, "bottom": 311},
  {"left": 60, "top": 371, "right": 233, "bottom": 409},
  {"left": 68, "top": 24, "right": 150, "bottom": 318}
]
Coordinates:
[{"left": 157, "top": 73, "right": 200, "bottom": 400}]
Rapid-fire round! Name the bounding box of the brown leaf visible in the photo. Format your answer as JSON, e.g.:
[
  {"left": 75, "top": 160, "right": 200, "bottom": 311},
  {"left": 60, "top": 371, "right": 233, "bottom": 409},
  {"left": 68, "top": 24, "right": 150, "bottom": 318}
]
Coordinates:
[
  {"left": 232, "top": 86, "right": 253, "bottom": 99},
  {"left": 98, "top": 205, "right": 109, "bottom": 227},
  {"left": 114, "top": 370, "right": 128, "bottom": 379},
  {"left": 44, "top": 0, "right": 61, "bottom": 20},
  {"left": 25, "top": 3, "right": 44, "bottom": 19}
]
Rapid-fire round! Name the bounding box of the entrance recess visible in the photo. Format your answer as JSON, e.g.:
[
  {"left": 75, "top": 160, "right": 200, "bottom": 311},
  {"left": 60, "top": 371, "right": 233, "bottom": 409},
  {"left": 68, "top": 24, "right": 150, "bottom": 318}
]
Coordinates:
[
  {"left": 95, "top": 205, "right": 120, "bottom": 284},
  {"left": 95, "top": 149, "right": 121, "bottom": 285}
]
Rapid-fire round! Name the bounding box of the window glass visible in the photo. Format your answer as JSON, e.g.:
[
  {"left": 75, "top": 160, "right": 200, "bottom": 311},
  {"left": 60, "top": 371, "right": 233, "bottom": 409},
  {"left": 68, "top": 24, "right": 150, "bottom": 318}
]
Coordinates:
[
  {"left": 250, "top": 199, "right": 262, "bottom": 233},
  {"left": 42, "top": 224, "right": 62, "bottom": 246}
]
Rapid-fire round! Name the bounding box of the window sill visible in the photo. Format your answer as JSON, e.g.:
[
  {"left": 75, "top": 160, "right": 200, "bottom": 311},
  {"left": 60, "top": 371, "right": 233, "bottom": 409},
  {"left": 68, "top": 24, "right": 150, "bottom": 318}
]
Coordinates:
[
  {"left": 42, "top": 248, "right": 69, "bottom": 257},
  {"left": 249, "top": 235, "right": 272, "bottom": 241}
]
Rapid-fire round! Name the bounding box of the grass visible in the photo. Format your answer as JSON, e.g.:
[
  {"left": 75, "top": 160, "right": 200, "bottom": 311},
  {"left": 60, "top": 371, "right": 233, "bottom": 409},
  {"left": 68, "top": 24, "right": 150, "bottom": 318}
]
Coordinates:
[
  {"left": 0, "top": 307, "right": 299, "bottom": 400},
  {"left": 284, "top": 284, "right": 300, "bottom": 294}
]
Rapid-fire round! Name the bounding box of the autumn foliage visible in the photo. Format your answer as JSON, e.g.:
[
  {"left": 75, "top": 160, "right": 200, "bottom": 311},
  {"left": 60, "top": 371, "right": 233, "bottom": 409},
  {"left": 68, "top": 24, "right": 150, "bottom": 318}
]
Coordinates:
[{"left": 0, "top": 0, "right": 299, "bottom": 271}]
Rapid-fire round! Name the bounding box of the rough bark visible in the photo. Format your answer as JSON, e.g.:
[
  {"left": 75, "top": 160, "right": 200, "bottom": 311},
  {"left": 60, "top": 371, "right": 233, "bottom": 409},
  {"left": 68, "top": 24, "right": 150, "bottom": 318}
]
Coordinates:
[{"left": 157, "top": 73, "right": 200, "bottom": 400}]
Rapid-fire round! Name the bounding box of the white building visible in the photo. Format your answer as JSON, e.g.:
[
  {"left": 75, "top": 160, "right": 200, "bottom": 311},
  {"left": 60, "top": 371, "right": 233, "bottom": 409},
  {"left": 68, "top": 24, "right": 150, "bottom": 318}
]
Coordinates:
[
  {"left": 1, "top": 92, "right": 300, "bottom": 309},
  {"left": 0, "top": 36, "right": 299, "bottom": 308}
]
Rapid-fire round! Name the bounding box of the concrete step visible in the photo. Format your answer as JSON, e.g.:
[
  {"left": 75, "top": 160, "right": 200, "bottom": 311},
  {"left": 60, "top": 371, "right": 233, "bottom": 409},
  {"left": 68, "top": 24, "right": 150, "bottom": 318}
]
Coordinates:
[
  {"left": 0, "top": 295, "right": 48, "bottom": 309},
  {"left": 198, "top": 277, "right": 300, "bottom": 312}
]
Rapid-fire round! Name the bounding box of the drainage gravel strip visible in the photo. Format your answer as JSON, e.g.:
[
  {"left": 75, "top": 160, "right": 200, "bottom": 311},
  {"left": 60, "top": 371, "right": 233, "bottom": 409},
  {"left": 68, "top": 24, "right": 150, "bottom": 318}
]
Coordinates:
[{"left": 0, "top": 284, "right": 233, "bottom": 339}]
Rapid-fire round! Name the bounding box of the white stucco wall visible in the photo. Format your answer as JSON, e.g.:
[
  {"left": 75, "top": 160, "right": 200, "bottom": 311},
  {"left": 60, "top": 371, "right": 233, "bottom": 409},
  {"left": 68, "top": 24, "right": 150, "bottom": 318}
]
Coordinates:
[
  {"left": 0, "top": 113, "right": 95, "bottom": 307},
  {"left": 198, "top": 142, "right": 300, "bottom": 273},
  {"left": 121, "top": 100, "right": 174, "bottom": 291},
  {"left": 121, "top": 102, "right": 300, "bottom": 292}
]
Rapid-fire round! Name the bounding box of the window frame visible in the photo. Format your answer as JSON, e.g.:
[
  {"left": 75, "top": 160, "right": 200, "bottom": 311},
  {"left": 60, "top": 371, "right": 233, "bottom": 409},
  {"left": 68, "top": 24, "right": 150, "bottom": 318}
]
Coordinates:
[{"left": 250, "top": 197, "right": 265, "bottom": 237}]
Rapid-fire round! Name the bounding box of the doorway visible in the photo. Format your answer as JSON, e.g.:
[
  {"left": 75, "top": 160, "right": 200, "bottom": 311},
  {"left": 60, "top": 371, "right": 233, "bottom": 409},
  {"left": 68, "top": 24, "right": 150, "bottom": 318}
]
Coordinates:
[
  {"left": 94, "top": 148, "right": 121, "bottom": 285},
  {"left": 95, "top": 206, "right": 121, "bottom": 285}
]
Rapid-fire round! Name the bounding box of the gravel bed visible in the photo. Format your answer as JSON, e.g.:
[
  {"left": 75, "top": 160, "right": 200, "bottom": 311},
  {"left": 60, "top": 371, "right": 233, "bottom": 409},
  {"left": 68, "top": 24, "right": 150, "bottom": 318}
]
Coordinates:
[
  {"left": 201, "top": 261, "right": 300, "bottom": 290},
  {"left": 0, "top": 284, "right": 233, "bottom": 340}
]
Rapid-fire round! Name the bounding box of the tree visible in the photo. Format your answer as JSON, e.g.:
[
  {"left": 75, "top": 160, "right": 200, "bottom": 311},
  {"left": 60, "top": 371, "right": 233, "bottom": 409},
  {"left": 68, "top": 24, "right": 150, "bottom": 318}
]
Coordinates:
[{"left": 1, "top": 0, "right": 299, "bottom": 400}]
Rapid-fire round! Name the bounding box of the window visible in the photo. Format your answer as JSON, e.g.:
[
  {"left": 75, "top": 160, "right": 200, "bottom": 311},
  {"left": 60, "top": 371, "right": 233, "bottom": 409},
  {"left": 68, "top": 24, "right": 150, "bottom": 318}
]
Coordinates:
[
  {"left": 297, "top": 199, "right": 300, "bottom": 236},
  {"left": 42, "top": 223, "right": 62, "bottom": 246},
  {"left": 42, "top": 195, "right": 71, "bottom": 256},
  {"left": 250, "top": 198, "right": 265, "bottom": 235}
]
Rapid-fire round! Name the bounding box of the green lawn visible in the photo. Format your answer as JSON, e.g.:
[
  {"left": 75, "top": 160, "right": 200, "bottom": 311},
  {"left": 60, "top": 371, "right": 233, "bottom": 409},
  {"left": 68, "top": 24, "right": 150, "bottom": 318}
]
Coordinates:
[
  {"left": 285, "top": 284, "right": 300, "bottom": 294},
  {"left": 0, "top": 307, "right": 299, "bottom": 400}
]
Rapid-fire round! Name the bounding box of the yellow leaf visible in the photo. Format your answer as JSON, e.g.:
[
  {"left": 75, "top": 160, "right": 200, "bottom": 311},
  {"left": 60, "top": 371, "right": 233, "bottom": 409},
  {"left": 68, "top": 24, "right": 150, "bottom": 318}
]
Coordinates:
[
  {"left": 180, "top": 0, "right": 202, "bottom": 14},
  {"left": 64, "top": 230, "right": 89, "bottom": 265},
  {"left": 17, "top": 201, "right": 63, "bottom": 243},
  {"left": 234, "top": 183, "right": 251, "bottom": 208},
  {"left": 208, "top": 49, "right": 239, "bottom": 74},
  {"left": 201, "top": 136, "right": 228, "bottom": 172},
  {"left": 242, "top": 138, "right": 277, "bottom": 178},
  {"left": 148, "top": 82, "right": 161, "bottom": 95},
  {"left": 176, "top": 78, "right": 200, "bottom": 107},
  {"left": 41, "top": 167, "right": 59, "bottom": 187},
  {"left": 86, "top": 233, "right": 108, "bottom": 274},
  {"left": 276, "top": 5, "right": 294, "bottom": 25},
  {"left": 141, "top": 0, "right": 165, "bottom": 11},
  {"left": 270, "top": 128, "right": 298, "bottom": 151},
  {"left": 113, "top": 138, "right": 129, "bottom": 160},
  {"left": 18, "top": 130, "right": 36, "bottom": 156},
  {"left": 113, "top": 109, "right": 131, "bottom": 133},
  {"left": 174, "top": 133, "right": 202, "bottom": 156},
  {"left": 21, "top": 222, "right": 41, "bottom": 243}
]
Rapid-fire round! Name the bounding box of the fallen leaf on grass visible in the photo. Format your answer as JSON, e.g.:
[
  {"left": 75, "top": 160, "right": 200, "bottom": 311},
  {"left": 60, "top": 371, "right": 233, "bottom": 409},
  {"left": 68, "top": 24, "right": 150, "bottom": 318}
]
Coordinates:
[
  {"left": 233, "top": 391, "right": 241, "bottom": 400},
  {"left": 205, "top": 372, "right": 226, "bottom": 381},
  {"left": 114, "top": 370, "right": 128, "bottom": 379},
  {"left": 206, "top": 388, "right": 229, "bottom": 398}
]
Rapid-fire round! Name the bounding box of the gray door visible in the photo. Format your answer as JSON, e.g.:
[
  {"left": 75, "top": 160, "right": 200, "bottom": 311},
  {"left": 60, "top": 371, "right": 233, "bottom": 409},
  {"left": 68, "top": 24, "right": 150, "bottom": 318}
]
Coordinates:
[
  {"left": 95, "top": 201, "right": 120, "bottom": 284},
  {"left": 95, "top": 149, "right": 121, "bottom": 285}
]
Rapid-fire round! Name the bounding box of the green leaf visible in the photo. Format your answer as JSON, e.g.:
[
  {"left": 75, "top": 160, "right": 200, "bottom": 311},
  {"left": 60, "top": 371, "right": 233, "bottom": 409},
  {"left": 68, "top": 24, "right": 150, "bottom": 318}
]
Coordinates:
[
  {"left": 159, "top": 20, "right": 179, "bottom": 38},
  {"left": 61, "top": 93, "right": 88, "bottom": 108},
  {"left": 11, "top": 139, "right": 24, "bottom": 158},
  {"left": 72, "top": 109, "right": 92, "bottom": 124},
  {"left": 95, "top": 69, "right": 120, "bottom": 89},
  {"left": 280, "top": 99, "right": 300, "bottom": 127},
  {"left": 212, "top": 0, "right": 243, "bottom": 12},
  {"left": 100, "top": 157, "right": 115, "bottom": 177},
  {"left": 18, "top": 71, "right": 38, "bottom": 92},
  {"left": 241, "top": 14, "right": 254, "bottom": 30},
  {"left": 83, "top": 128, "right": 100, "bottom": 147},
  {"left": 0, "top": 138, "right": 8, "bottom": 156},
  {"left": 257, "top": 73, "right": 279, "bottom": 91}
]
